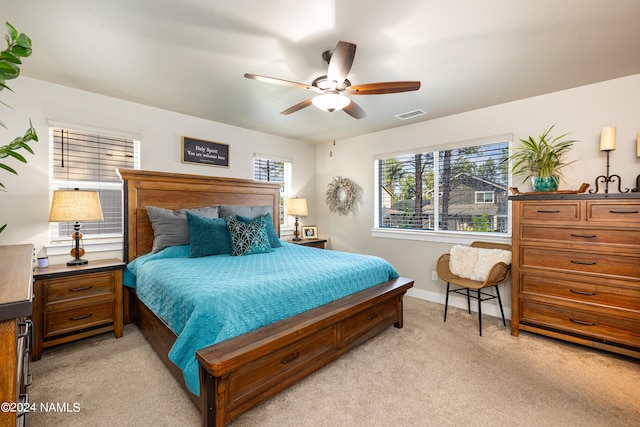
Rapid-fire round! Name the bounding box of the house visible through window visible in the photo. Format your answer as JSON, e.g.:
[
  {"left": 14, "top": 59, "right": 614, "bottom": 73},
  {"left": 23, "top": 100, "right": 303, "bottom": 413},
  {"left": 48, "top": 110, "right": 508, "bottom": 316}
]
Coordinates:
[
  {"left": 375, "top": 139, "right": 510, "bottom": 234},
  {"left": 253, "top": 155, "right": 292, "bottom": 227},
  {"left": 50, "top": 127, "right": 140, "bottom": 242}
]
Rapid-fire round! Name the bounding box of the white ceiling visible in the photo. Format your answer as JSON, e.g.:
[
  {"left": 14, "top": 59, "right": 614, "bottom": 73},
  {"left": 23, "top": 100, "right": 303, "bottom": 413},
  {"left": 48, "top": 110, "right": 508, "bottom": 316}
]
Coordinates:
[{"left": 4, "top": 0, "right": 640, "bottom": 144}]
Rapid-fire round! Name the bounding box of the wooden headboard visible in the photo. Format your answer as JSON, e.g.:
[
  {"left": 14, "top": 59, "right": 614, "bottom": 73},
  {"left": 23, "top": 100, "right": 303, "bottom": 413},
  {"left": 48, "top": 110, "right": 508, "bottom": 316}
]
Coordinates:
[{"left": 117, "top": 169, "right": 282, "bottom": 263}]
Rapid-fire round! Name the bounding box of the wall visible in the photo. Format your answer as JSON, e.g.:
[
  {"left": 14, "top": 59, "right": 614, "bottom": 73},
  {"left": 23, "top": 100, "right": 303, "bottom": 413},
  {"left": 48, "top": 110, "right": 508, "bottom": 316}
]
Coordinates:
[
  {"left": 315, "top": 74, "right": 640, "bottom": 317},
  {"left": 0, "top": 77, "right": 316, "bottom": 264}
]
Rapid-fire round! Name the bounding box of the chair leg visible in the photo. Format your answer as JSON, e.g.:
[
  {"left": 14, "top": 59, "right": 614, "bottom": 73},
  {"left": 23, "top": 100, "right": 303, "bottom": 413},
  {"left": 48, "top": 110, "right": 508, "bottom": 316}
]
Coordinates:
[
  {"left": 477, "top": 289, "right": 482, "bottom": 336},
  {"left": 466, "top": 288, "right": 471, "bottom": 314},
  {"left": 495, "top": 285, "right": 506, "bottom": 326},
  {"left": 444, "top": 282, "right": 450, "bottom": 322}
]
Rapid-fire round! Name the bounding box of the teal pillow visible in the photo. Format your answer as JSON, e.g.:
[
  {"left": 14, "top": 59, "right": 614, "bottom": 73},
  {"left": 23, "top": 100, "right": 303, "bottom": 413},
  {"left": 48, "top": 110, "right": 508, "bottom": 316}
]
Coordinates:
[
  {"left": 186, "top": 212, "right": 232, "bottom": 257},
  {"left": 226, "top": 216, "right": 272, "bottom": 256},
  {"left": 236, "top": 213, "right": 282, "bottom": 248}
]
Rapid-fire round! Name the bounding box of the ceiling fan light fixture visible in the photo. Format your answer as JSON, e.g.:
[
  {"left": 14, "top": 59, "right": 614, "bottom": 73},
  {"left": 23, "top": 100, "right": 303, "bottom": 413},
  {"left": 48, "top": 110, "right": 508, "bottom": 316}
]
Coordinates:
[{"left": 312, "top": 92, "right": 351, "bottom": 112}]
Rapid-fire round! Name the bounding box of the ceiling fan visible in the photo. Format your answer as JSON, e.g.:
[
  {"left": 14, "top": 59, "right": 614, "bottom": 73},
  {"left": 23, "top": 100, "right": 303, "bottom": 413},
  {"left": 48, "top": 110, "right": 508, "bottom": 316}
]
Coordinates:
[{"left": 244, "top": 41, "right": 421, "bottom": 119}]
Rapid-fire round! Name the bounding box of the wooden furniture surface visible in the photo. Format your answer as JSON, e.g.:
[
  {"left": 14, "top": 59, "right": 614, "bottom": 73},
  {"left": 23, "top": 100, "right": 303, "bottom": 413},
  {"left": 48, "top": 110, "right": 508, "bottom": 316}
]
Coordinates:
[
  {"left": 510, "top": 193, "right": 640, "bottom": 357},
  {"left": 0, "top": 244, "right": 34, "bottom": 427},
  {"left": 32, "top": 259, "right": 125, "bottom": 361},
  {"left": 118, "top": 168, "right": 414, "bottom": 427},
  {"left": 288, "top": 238, "right": 327, "bottom": 249}
]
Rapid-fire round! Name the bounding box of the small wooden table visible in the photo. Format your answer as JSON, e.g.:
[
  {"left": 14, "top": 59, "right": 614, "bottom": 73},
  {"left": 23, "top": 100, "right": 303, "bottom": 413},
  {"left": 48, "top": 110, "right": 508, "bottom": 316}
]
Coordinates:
[
  {"left": 32, "top": 259, "right": 125, "bottom": 360},
  {"left": 288, "top": 238, "right": 327, "bottom": 249}
]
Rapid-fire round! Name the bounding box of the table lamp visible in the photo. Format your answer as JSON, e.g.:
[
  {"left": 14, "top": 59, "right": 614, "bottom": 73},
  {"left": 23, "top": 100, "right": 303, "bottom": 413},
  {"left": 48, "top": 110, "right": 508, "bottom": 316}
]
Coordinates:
[
  {"left": 48, "top": 188, "right": 104, "bottom": 265},
  {"left": 285, "top": 197, "right": 308, "bottom": 241}
]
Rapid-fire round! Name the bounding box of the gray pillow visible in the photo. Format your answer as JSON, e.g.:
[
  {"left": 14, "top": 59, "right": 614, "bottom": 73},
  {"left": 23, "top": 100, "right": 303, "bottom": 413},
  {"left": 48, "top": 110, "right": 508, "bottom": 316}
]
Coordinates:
[{"left": 147, "top": 205, "right": 219, "bottom": 253}]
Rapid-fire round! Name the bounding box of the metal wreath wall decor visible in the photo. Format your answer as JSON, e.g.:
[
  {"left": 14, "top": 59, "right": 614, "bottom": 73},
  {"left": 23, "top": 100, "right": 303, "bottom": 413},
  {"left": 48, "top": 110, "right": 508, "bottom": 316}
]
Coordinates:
[{"left": 326, "top": 176, "right": 357, "bottom": 215}]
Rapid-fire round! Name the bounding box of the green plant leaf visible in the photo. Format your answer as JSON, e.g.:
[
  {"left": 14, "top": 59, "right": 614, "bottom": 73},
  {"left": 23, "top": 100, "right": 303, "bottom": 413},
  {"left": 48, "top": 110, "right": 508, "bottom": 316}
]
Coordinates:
[
  {"left": 4, "top": 149, "right": 27, "bottom": 163},
  {"left": 5, "top": 22, "right": 17, "bottom": 43},
  {"left": 0, "top": 51, "right": 21, "bottom": 64},
  {"left": 0, "top": 162, "right": 18, "bottom": 174},
  {"left": 0, "top": 224, "right": 6, "bottom": 233}
]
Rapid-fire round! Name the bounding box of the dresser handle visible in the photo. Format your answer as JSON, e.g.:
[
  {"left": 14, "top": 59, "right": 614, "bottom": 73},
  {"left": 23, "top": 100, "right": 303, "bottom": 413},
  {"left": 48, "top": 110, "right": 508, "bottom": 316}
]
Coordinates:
[
  {"left": 281, "top": 351, "right": 300, "bottom": 364},
  {"left": 536, "top": 209, "right": 560, "bottom": 213},
  {"left": 570, "top": 289, "right": 596, "bottom": 296},
  {"left": 69, "top": 285, "right": 93, "bottom": 292},
  {"left": 570, "top": 318, "right": 595, "bottom": 326},
  {"left": 609, "top": 210, "right": 638, "bottom": 214},
  {"left": 570, "top": 260, "right": 596, "bottom": 265},
  {"left": 69, "top": 313, "right": 93, "bottom": 321},
  {"left": 570, "top": 233, "right": 596, "bottom": 239},
  {"left": 367, "top": 312, "right": 379, "bottom": 321}
]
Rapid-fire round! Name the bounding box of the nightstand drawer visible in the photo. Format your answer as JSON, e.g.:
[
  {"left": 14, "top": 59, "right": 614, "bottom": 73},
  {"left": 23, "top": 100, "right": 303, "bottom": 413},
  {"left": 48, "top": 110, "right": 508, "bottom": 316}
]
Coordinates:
[
  {"left": 43, "top": 272, "right": 115, "bottom": 308},
  {"left": 44, "top": 300, "right": 115, "bottom": 339}
]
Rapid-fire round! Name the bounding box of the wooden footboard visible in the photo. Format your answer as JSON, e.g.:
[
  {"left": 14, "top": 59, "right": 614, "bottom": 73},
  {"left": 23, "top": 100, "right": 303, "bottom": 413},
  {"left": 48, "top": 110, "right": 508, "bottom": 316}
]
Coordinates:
[{"left": 127, "top": 277, "right": 413, "bottom": 426}]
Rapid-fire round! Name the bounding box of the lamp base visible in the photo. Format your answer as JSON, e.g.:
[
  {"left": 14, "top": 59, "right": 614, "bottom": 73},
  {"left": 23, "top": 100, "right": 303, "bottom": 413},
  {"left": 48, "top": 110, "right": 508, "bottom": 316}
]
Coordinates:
[
  {"left": 292, "top": 237, "right": 302, "bottom": 242},
  {"left": 67, "top": 258, "right": 88, "bottom": 266}
]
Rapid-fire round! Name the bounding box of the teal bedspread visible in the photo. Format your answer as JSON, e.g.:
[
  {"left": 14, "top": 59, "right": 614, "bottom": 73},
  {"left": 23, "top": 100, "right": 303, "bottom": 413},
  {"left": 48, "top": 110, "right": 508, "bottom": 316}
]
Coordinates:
[{"left": 123, "top": 241, "right": 399, "bottom": 395}]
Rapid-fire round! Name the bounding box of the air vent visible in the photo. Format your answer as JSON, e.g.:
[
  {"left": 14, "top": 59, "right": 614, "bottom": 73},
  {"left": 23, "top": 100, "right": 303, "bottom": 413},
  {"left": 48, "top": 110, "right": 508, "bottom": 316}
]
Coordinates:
[{"left": 395, "top": 109, "right": 427, "bottom": 120}]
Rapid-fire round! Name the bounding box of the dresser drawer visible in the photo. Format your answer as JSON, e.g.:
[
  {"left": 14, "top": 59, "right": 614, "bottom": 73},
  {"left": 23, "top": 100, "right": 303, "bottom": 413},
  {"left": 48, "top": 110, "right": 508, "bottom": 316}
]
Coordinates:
[
  {"left": 226, "top": 326, "right": 335, "bottom": 407},
  {"left": 586, "top": 201, "right": 640, "bottom": 224},
  {"left": 519, "top": 225, "right": 640, "bottom": 247},
  {"left": 340, "top": 297, "right": 398, "bottom": 347},
  {"left": 519, "top": 202, "right": 580, "bottom": 221},
  {"left": 44, "top": 300, "right": 115, "bottom": 339},
  {"left": 521, "top": 247, "right": 640, "bottom": 278},
  {"left": 43, "top": 272, "right": 115, "bottom": 308},
  {"left": 520, "top": 300, "right": 640, "bottom": 349},
  {"left": 520, "top": 273, "right": 640, "bottom": 310}
]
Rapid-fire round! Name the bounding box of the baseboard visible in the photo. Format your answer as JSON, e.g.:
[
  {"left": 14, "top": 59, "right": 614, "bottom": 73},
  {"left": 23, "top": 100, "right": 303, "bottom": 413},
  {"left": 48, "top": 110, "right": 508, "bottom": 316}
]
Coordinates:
[{"left": 406, "top": 287, "right": 512, "bottom": 320}]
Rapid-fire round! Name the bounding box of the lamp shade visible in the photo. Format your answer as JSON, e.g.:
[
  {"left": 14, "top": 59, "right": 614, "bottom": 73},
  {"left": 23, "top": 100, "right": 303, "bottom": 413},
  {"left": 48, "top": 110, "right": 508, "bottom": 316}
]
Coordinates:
[
  {"left": 48, "top": 189, "right": 104, "bottom": 222},
  {"left": 312, "top": 92, "right": 351, "bottom": 112},
  {"left": 285, "top": 198, "right": 308, "bottom": 216}
]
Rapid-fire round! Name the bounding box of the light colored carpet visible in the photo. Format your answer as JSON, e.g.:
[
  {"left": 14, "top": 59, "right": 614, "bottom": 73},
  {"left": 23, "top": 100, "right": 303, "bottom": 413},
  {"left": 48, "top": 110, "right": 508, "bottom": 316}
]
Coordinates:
[{"left": 28, "top": 297, "right": 640, "bottom": 427}]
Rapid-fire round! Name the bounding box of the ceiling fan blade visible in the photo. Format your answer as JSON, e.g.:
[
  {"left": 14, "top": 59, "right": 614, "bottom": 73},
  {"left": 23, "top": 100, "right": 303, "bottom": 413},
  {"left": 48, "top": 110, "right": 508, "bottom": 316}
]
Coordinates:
[
  {"left": 342, "top": 100, "right": 366, "bottom": 119},
  {"left": 244, "top": 73, "right": 316, "bottom": 91},
  {"left": 280, "top": 98, "right": 313, "bottom": 115},
  {"left": 346, "top": 81, "right": 421, "bottom": 95},
  {"left": 327, "top": 41, "right": 356, "bottom": 87}
]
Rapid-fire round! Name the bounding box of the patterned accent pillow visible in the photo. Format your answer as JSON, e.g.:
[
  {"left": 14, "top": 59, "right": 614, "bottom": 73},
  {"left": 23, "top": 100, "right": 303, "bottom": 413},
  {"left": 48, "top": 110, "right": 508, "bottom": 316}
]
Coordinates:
[
  {"left": 236, "top": 213, "right": 282, "bottom": 248},
  {"left": 226, "top": 216, "right": 272, "bottom": 256},
  {"left": 185, "top": 212, "right": 232, "bottom": 257}
]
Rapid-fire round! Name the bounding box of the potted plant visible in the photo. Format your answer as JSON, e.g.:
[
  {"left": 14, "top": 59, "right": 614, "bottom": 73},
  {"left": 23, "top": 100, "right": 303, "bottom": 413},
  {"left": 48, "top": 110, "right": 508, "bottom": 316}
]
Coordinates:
[
  {"left": 510, "top": 124, "right": 577, "bottom": 192},
  {"left": 0, "top": 22, "right": 37, "bottom": 233}
]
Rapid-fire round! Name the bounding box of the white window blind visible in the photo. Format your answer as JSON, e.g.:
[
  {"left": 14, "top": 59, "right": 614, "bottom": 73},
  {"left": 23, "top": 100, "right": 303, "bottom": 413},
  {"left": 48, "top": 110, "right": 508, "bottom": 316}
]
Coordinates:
[
  {"left": 375, "top": 139, "right": 510, "bottom": 234},
  {"left": 50, "top": 127, "right": 140, "bottom": 242},
  {"left": 253, "top": 156, "right": 292, "bottom": 227}
]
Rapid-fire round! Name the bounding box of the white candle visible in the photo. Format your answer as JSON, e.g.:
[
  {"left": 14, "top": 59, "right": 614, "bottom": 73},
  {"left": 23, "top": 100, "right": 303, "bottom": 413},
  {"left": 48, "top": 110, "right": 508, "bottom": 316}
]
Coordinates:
[{"left": 599, "top": 126, "right": 616, "bottom": 151}]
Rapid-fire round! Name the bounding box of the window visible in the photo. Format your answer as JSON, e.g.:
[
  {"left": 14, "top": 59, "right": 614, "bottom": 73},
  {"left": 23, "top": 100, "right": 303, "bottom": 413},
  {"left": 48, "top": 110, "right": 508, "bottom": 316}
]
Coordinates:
[
  {"left": 475, "top": 191, "right": 495, "bottom": 204},
  {"left": 375, "top": 139, "right": 509, "bottom": 235},
  {"left": 253, "top": 155, "right": 292, "bottom": 227},
  {"left": 50, "top": 127, "right": 140, "bottom": 242}
]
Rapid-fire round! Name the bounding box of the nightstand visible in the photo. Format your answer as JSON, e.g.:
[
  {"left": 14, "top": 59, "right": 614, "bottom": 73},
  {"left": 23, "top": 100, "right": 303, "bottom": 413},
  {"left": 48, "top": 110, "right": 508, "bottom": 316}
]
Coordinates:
[
  {"left": 289, "top": 238, "right": 327, "bottom": 249},
  {"left": 32, "top": 259, "right": 125, "bottom": 360}
]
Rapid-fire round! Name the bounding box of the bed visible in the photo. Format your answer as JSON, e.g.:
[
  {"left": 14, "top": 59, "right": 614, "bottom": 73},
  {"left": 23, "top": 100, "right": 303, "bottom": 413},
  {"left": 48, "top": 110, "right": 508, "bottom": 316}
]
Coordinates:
[{"left": 117, "top": 168, "right": 414, "bottom": 426}]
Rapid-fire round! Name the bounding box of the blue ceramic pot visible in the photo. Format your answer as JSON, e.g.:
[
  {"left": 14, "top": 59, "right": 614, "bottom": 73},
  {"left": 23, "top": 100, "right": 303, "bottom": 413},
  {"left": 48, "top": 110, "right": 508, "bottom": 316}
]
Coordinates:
[{"left": 532, "top": 176, "right": 559, "bottom": 192}]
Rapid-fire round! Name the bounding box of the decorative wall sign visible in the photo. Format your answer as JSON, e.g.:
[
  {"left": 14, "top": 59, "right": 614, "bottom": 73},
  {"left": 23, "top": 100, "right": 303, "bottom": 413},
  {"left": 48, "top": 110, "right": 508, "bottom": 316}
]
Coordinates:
[
  {"left": 326, "top": 176, "right": 357, "bottom": 215},
  {"left": 182, "top": 136, "right": 229, "bottom": 167}
]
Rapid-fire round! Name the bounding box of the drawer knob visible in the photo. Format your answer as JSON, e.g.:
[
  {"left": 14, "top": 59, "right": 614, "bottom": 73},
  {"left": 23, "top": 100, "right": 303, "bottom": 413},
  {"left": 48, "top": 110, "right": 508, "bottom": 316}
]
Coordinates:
[
  {"left": 569, "top": 289, "right": 596, "bottom": 296},
  {"left": 536, "top": 209, "right": 560, "bottom": 213},
  {"left": 570, "top": 318, "right": 595, "bottom": 327},
  {"left": 69, "top": 285, "right": 93, "bottom": 292},
  {"left": 609, "top": 210, "right": 638, "bottom": 214},
  {"left": 570, "top": 233, "right": 596, "bottom": 239},
  {"left": 367, "top": 312, "right": 379, "bottom": 321},
  {"left": 570, "top": 260, "right": 596, "bottom": 266},
  {"left": 280, "top": 351, "right": 300, "bottom": 364},
  {"left": 69, "top": 313, "right": 93, "bottom": 321}
]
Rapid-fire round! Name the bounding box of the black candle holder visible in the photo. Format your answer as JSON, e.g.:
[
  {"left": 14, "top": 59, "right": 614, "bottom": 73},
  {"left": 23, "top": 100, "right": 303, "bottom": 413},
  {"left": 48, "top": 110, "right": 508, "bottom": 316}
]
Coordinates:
[
  {"left": 589, "top": 149, "right": 629, "bottom": 194},
  {"left": 632, "top": 175, "right": 640, "bottom": 193}
]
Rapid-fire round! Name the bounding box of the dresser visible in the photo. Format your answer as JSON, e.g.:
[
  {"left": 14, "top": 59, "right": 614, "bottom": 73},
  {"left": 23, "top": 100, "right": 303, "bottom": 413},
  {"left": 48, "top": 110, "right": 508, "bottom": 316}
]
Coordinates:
[
  {"left": 0, "top": 244, "right": 34, "bottom": 427},
  {"left": 509, "top": 193, "right": 640, "bottom": 357},
  {"left": 32, "top": 259, "right": 125, "bottom": 361}
]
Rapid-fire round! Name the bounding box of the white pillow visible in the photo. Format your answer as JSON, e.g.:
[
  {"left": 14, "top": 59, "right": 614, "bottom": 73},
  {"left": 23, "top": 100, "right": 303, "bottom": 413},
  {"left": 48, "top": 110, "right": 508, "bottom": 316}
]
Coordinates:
[{"left": 449, "top": 245, "right": 512, "bottom": 282}]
